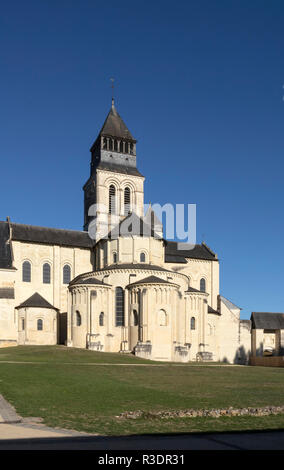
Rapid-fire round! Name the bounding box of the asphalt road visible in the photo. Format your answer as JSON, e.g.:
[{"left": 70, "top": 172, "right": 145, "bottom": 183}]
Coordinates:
[{"left": 0, "top": 429, "right": 283, "bottom": 450}]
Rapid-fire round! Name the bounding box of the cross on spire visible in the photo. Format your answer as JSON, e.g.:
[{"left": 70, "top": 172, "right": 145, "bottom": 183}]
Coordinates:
[{"left": 110, "top": 78, "right": 115, "bottom": 106}]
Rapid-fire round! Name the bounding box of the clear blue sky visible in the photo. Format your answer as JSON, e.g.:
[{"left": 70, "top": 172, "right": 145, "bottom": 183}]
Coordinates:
[{"left": 1, "top": 0, "right": 284, "bottom": 319}]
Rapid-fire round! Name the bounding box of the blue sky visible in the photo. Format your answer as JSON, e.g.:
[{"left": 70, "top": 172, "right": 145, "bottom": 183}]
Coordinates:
[{"left": 0, "top": 0, "right": 284, "bottom": 319}]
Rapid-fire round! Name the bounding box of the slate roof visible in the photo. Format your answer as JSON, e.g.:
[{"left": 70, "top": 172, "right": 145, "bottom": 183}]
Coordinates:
[
  {"left": 127, "top": 275, "right": 178, "bottom": 287},
  {"left": 16, "top": 292, "right": 58, "bottom": 310},
  {"left": 69, "top": 264, "right": 175, "bottom": 289},
  {"left": 185, "top": 286, "right": 203, "bottom": 294},
  {"left": 0, "top": 222, "right": 13, "bottom": 269},
  {"left": 3, "top": 222, "right": 94, "bottom": 249},
  {"left": 220, "top": 295, "right": 242, "bottom": 311},
  {"left": 96, "top": 161, "right": 143, "bottom": 177},
  {"left": 208, "top": 305, "right": 221, "bottom": 315},
  {"left": 99, "top": 101, "right": 136, "bottom": 141},
  {"left": 106, "top": 212, "right": 162, "bottom": 239},
  {"left": 164, "top": 240, "right": 218, "bottom": 263},
  {"left": 251, "top": 312, "right": 284, "bottom": 330},
  {"left": 69, "top": 277, "right": 111, "bottom": 287}
]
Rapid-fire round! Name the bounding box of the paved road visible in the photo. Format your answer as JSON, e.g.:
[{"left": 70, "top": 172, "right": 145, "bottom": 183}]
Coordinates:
[{"left": 0, "top": 426, "right": 283, "bottom": 450}]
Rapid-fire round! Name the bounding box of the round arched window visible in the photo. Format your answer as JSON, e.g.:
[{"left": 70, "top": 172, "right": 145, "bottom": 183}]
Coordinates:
[
  {"left": 200, "top": 278, "right": 206, "bottom": 293},
  {"left": 22, "top": 261, "right": 31, "bottom": 282},
  {"left": 109, "top": 185, "right": 116, "bottom": 214},
  {"left": 76, "top": 311, "right": 81, "bottom": 326},
  {"left": 99, "top": 312, "right": 104, "bottom": 326},
  {"left": 63, "top": 265, "right": 71, "bottom": 284}
]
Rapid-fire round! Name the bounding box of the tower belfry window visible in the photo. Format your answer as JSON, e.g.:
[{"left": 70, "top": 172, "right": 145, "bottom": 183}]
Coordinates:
[
  {"left": 109, "top": 185, "right": 116, "bottom": 214},
  {"left": 124, "top": 187, "right": 131, "bottom": 215}
]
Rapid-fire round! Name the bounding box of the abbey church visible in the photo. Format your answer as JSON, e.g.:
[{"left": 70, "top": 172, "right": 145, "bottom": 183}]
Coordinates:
[{"left": 0, "top": 100, "right": 251, "bottom": 363}]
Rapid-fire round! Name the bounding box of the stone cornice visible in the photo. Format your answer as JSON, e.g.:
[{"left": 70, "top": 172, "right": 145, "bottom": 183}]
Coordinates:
[{"left": 96, "top": 169, "right": 145, "bottom": 181}]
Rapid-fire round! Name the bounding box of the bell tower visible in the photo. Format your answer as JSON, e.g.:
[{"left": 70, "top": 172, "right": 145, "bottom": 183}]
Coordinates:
[{"left": 83, "top": 100, "right": 145, "bottom": 240}]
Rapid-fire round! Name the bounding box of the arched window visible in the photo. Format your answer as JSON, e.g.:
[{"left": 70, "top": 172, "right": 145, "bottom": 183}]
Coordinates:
[
  {"left": 103, "top": 137, "right": 107, "bottom": 149},
  {"left": 99, "top": 312, "right": 104, "bottom": 326},
  {"left": 140, "top": 252, "right": 146, "bottom": 263},
  {"left": 63, "top": 265, "right": 71, "bottom": 284},
  {"left": 109, "top": 185, "right": 116, "bottom": 214},
  {"left": 119, "top": 141, "right": 123, "bottom": 152},
  {"left": 37, "top": 319, "right": 43, "bottom": 331},
  {"left": 114, "top": 140, "right": 118, "bottom": 151},
  {"left": 124, "top": 187, "right": 131, "bottom": 215},
  {"left": 113, "top": 252, "right": 117, "bottom": 263},
  {"left": 130, "top": 143, "right": 134, "bottom": 155},
  {"left": 132, "top": 310, "right": 139, "bottom": 326},
  {"left": 43, "top": 263, "right": 51, "bottom": 284},
  {"left": 158, "top": 309, "right": 167, "bottom": 326},
  {"left": 22, "top": 261, "right": 31, "bottom": 282},
  {"left": 115, "top": 287, "right": 125, "bottom": 326},
  {"left": 76, "top": 311, "right": 81, "bottom": 326},
  {"left": 125, "top": 142, "right": 129, "bottom": 154},
  {"left": 109, "top": 139, "right": 113, "bottom": 151},
  {"left": 191, "top": 317, "right": 196, "bottom": 330},
  {"left": 21, "top": 319, "right": 25, "bottom": 330},
  {"left": 200, "top": 278, "right": 206, "bottom": 293}
]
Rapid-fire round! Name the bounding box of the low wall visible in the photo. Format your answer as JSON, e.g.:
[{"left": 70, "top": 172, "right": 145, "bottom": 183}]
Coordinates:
[{"left": 250, "top": 356, "right": 284, "bottom": 367}]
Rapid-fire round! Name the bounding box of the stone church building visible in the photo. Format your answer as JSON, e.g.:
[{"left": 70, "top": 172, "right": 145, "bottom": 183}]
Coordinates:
[{"left": 0, "top": 100, "right": 251, "bottom": 363}]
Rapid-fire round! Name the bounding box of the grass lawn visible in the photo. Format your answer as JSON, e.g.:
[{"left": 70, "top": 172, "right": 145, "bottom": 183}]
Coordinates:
[{"left": 0, "top": 345, "right": 283, "bottom": 435}]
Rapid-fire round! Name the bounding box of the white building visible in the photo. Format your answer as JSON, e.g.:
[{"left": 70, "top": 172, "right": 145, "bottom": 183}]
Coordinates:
[{"left": 0, "top": 99, "right": 251, "bottom": 362}]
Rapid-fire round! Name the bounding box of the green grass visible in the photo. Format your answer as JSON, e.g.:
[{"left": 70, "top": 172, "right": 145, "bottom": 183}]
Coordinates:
[{"left": 0, "top": 346, "right": 283, "bottom": 435}]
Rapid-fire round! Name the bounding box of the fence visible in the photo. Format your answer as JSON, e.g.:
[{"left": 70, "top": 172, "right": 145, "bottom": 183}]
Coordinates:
[{"left": 250, "top": 356, "right": 284, "bottom": 367}]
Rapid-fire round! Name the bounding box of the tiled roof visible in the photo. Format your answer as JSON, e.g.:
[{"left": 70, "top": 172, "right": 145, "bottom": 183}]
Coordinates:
[
  {"left": 127, "top": 275, "right": 178, "bottom": 287},
  {"left": 251, "top": 312, "right": 284, "bottom": 330},
  {"left": 165, "top": 240, "right": 217, "bottom": 263},
  {"left": 16, "top": 292, "right": 58, "bottom": 310},
  {"left": 70, "top": 277, "right": 111, "bottom": 287},
  {"left": 7, "top": 222, "right": 93, "bottom": 248},
  {"left": 96, "top": 161, "right": 143, "bottom": 177},
  {"left": 106, "top": 212, "right": 163, "bottom": 240},
  {"left": 99, "top": 102, "right": 135, "bottom": 141},
  {"left": 208, "top": 305, "right": 221, "bottom": 315},
  {"left": 185, "top": 286, "right": 204, "bottom": 294}
]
